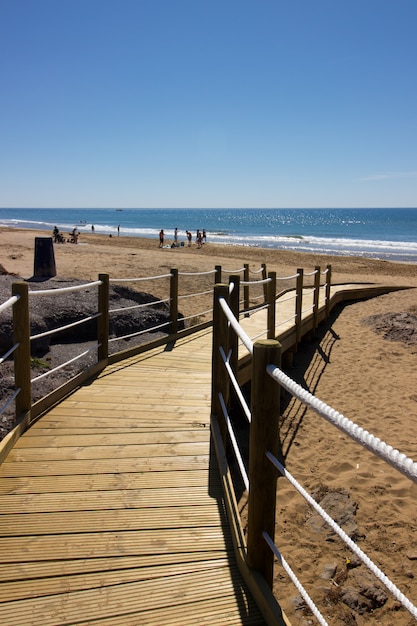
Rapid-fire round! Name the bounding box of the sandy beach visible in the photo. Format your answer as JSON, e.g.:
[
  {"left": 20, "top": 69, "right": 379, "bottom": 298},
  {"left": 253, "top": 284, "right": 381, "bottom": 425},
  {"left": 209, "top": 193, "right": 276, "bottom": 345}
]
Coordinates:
[{"left": 1, "top": 227, "right": 417, "bottom": 624}]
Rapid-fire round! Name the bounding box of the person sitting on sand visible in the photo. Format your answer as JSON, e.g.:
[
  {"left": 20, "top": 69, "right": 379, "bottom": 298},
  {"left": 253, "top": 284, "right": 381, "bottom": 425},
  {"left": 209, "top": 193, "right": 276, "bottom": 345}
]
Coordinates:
[{"left": 69, "top": 228, "right": 79, "bottom": 244}]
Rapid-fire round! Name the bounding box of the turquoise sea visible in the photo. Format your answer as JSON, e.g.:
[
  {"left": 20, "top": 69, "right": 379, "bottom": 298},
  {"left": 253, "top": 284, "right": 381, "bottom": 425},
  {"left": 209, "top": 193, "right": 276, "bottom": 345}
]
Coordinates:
[{"left": 1, "top": 208, "right": 417, "bottom": 262}]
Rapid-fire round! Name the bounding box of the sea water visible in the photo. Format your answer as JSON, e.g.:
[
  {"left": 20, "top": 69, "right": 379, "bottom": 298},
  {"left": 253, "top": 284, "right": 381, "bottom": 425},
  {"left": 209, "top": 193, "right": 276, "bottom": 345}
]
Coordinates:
[{"left": 0, "top": 207, "right": 416, "bottom": 262}]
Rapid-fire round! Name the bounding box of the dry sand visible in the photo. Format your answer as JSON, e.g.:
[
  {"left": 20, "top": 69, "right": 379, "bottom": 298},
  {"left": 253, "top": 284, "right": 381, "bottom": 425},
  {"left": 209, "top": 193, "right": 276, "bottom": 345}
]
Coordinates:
[{"left": 1, "top": 227, "right": 417, "bottom": 625}]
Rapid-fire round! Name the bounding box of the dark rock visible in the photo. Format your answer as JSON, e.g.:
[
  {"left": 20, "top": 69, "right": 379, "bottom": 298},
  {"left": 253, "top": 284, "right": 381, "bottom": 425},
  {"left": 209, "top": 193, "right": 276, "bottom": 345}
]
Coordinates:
[{"left": 340, "top": 569, "right": 387, "bottom": 614}]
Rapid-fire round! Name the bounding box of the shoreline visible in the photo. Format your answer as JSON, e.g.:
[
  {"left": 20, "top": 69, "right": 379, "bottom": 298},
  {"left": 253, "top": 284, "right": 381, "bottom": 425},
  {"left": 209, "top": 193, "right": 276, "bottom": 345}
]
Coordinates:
[{"left": 1, "top": 226, "right": 417, "bottom": 286}]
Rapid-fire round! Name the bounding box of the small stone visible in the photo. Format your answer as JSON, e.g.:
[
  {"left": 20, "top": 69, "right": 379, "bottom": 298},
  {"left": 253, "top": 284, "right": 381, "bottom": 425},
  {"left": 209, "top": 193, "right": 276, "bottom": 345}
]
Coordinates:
[{"left": 320, "top": 563, "right": 338, "bottom": 580}]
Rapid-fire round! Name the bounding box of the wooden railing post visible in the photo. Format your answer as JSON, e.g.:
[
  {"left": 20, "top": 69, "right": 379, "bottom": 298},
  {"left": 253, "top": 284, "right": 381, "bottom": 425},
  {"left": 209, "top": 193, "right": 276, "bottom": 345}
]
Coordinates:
[
  {"left": 325, "top": 264, "right": 332, "bottom": 318},
  {"left": 295, "top": 268, "right": 303, "bottom": 344},
  {"left": 266, "top": 271, "right": 276, "bottom": 340},
  {"left": 228, "top": 275, "right": 240, "bottom": 383},
  {"left": 170, "top": 268, "right": 179, "bottom": 335},
  {"left": 261, "top": 263, "right": 267, "bottom": 302},
  {"left": 247, "top": 339, "right": 281, "bottom": 589},
  {"left": 211, "top": 283, "right": 230, "bottom": 445},
  {"left": 243, "top": 263, "right": 250, "bottom": 315},
  {"left": 313, "top": 266, "right": 320, "bottom": 330},
  {"left": 12, "top": 282, "right": 32, "bottom": 421},
  {"left": 98, "top": 273, "right": 109, "bottom": 363},
  {"left": 215, "top": 265, "right": 222, "bottom": 283}
]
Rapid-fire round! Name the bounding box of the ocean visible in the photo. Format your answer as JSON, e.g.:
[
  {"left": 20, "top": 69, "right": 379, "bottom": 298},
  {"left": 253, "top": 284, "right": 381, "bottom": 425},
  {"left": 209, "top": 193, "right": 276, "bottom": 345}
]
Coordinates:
[{"left": 1, "top": 208, "right": 417, "bottom": 263}]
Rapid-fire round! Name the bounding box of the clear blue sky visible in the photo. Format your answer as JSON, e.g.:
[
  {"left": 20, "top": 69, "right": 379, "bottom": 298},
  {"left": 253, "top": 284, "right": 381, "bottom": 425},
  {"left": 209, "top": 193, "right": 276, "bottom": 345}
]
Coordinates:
[{"left": 1, "top": 0, "right": 416, "bottom": 208}]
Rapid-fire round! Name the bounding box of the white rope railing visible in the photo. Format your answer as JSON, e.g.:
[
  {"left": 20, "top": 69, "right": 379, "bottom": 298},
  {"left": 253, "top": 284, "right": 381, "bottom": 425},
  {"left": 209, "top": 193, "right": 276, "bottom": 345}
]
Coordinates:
[
  {"left": 304, "top": 269, "right": 319, "bottom": 277},
  {"left": 0, "top": 388, "right": 21, "bottom": 418},
  {"left": 219, "top": 393, "right": 249, "bottom": 492},
  {"left": 28, "top": 281, "right": 102, "bottom": 296},
  {"left": 0, "top": 343, "right": 19, "bottom": 365},
  {"left": 267, "top": 365, "right": 417, "bottom": 483},
  {"left": 275, "top": 291, "right": 297, "bottom": 304},
  {"left": 277, "top": 273, "right": 300, "bottom": 281},
  {"left": 30, "top": 313, "right": 101, "bottom": 341},
  {"left": 241, "top": 277, "right": 271, "bottom": 286},
  {"left": 240, "top": 303, "right": 269, "bottom": 318},
  {"left": 249, "top": 329, "right": 269, "bottom": 342},
  {"left": 250, "top": 266, "right": 265, "bottom": 274},
  {"left": 219, "top": 347, "right": 251, "bottom": 423},
  {"left": 108, "top": 320, "right": 170, "bottom": 343},
  {"left": 178, "top": 269, "right": 216, "bottom": 276},
  {"left": 109, "top": 273, "right": 172, "bottom": 283},
  {"left": 31, "top": 345, "right": 99, "bottom": 383},
  {"left": 219, "top": 297, "right": 253, "bottom": 354},
  {"left": 302, "top": 304, "right": 315, "bottom": 315},
  {"left": 275, "top": 314, "right": 297, "bottom": 329},
  {"left": 181, "top": 308, "right": 212, "bottom": 322},
  {"left": 249, "top": 293, "right": 266, "bottom": 302},
  {"left": 266, "top": 453, "right": 417, "bottom": 620},
  {"left": 178, "top": 289, "right": 212, "bottom": 300},
  {"left": 0, "top": 294, "right": 19, "bottom": 314},
  {"left": 263, "top": 532, "right": 329, "bottom": 626},
  {"left": 110, "top": 297, "right": 170, "bottom": 314}
]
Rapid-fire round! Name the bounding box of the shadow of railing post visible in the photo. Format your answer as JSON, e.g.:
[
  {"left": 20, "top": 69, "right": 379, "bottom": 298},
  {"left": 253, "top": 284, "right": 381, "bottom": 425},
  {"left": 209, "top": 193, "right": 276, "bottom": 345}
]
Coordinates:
[
  {"left": 12, "top": 282, "right": 31, "bottom": 423},
  {"left": 267, "top": 272, "right": 276, "bottom": 340},
  {"left": 247, "top": 339, "right": 282, "bottom": 589},
  {"left": 98, "top": 273, "right": 109, "bottom": 364},
  {"left": 211, "top": 283, "right": 230, "bottom": 445}
]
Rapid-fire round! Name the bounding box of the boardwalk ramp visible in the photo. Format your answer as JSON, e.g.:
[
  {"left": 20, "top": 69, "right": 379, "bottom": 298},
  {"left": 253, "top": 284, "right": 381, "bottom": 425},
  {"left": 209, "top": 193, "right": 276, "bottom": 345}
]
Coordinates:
[{"left": 0, "top": 330, "right": 269, "bottom": 625}]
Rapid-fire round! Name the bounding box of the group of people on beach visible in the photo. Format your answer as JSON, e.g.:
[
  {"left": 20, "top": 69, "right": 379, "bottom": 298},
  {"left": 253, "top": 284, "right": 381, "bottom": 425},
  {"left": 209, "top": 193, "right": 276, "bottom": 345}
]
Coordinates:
[
  {"left": 159, "top": 228, "right": 206, "bottom": 248},
  {"left": 52, "top": 226, "right": 79, "bottom": 244}
]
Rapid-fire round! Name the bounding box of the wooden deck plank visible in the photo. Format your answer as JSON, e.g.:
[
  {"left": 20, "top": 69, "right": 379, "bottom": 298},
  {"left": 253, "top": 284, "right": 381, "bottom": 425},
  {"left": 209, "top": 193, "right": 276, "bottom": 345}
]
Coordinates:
[
  {"left": 14, "top": 428, "right": 210, "bottom": 447},
  {"left": 0, "top": 485, "right": 219, "bottom": 513},
  {"left": 0, "top": 506, "right": 223, "bottom": 535},
  {"left": 0, "top": 528, "right": 229, "bottom": 562},
  {"left": 0, "top": 468, "right": 213, "bottom": 493},
  {"left": 6, "top": 441, "right": 210, "bottom": 461},
  {"left": 0, "top": 455, "right": 210, "bottom": 477}
]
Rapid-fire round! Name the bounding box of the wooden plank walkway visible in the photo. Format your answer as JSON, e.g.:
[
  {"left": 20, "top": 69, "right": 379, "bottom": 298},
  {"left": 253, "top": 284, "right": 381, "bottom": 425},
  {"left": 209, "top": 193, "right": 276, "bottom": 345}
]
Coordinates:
[
  {"left": 0, "top": 329, "right": 267, "bottom": 625},
  {"left": 0, "top": 282, "right": 402, "bottom": 625}
]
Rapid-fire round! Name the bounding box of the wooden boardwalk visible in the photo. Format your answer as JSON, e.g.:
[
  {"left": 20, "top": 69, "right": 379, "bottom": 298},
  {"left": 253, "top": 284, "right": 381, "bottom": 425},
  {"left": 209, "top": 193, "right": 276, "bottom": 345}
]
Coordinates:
[
  {"left": 0, "top": 282, "right": 403, "bottom": 625},
  {"left": 0, "top": 328, "right": 271, "bottom": 625}
]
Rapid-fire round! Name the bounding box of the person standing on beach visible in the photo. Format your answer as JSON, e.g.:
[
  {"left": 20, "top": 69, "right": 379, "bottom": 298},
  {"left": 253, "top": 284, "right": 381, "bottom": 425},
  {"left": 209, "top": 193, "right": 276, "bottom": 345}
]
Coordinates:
[
  {"left": 174, "top": 227, "right": 178, "bottom": 244},
  {"left": 159, "top": 229, "right": 164, "bottom": 247},
  {"left": 186, "top": 230, "right": 192, "bottom": 246},
  {"left": 117, "top": 225, "right": 120, "bottom": 237}
]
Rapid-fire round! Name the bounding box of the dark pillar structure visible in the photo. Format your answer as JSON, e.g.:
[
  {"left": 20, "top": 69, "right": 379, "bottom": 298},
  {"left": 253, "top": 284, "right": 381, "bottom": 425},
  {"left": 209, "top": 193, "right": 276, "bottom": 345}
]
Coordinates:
[{"left": 34, "top": 237, "right": 56, "bottom": 278}]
